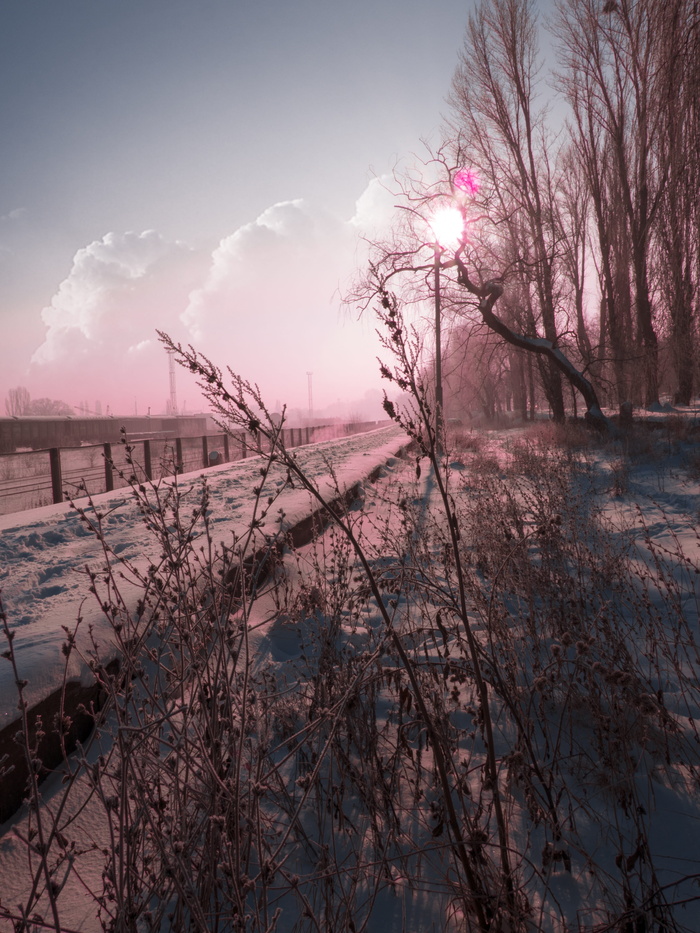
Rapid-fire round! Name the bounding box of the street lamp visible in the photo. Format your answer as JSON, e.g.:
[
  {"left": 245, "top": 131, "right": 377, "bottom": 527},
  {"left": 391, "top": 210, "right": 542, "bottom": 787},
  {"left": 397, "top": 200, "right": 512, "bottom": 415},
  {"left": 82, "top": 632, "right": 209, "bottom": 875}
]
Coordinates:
[{"left": 429, "top": 206, "right": 464, "bottom": 453}]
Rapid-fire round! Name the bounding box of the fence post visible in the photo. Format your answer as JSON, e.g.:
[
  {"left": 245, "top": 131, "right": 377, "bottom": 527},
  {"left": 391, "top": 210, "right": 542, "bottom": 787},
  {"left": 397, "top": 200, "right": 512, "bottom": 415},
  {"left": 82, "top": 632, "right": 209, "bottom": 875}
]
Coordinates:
[
  {"left": 241, "top": 431, "right": 247, "bottom": 459},
  {"left": 223, "top": 434, "right": 229, "bottom": 462},
  {"left": 305, "top": 427, "right": 310, "bottom": 445},
  {"left": 143, "top": 440, "right": 152, "bottom": 481},
  {"left": 103, "top": 443, "right": 114, "bottom": 492},
  {"left": 202, "top": 435, "right": 209, "bottom": 468},
  {"left": 175, "top": 438, "right": 183, "bottom": 473},
  {"left": 49, "top": 447, "right": 63, "bottom": 504}
]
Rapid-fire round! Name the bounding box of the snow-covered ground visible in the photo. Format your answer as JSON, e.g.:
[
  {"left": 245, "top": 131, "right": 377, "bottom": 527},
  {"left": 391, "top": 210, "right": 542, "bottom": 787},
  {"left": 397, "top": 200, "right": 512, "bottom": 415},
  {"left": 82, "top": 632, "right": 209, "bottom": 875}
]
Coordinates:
[
  {"left": 0, "top": 426, "right": 407, "bottom": 729},
  {"left": 0, "top": 425, "right": 412, "bottom": 932},
  {"left": 2, "top": 418, "right": 700, "bottom": 933}
]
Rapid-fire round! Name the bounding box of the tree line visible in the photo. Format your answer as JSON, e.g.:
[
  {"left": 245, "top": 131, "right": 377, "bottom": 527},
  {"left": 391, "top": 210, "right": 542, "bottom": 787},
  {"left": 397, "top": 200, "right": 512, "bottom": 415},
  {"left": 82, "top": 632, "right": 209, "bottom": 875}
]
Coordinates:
[
  {"left": 5, "top": 386, "right": 74, "bottom": 417},
  {"left": 364, "top": 0, "right": 699, "bottom": 425}
]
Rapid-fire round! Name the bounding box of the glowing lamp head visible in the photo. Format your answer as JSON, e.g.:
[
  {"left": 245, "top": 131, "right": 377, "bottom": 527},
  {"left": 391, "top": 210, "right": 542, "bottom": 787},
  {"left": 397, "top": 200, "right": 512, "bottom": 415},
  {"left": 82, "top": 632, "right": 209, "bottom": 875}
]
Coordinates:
[
  {"left": 454, "top": 168, "right": 480, "bottom": 196},
  {"left": 430, "top": 206, "right": 464, "bottom": 249}
]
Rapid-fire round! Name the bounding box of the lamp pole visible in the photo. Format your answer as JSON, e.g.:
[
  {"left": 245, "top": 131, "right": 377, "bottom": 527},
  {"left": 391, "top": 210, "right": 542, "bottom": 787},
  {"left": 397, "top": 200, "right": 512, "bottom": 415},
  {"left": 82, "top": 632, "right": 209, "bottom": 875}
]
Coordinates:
[
  {"left": 434, "top": 245, "right": 443, "bottom": 453},
  {"left": 429, "top": 187, "right": 474, "bottom": 455}
]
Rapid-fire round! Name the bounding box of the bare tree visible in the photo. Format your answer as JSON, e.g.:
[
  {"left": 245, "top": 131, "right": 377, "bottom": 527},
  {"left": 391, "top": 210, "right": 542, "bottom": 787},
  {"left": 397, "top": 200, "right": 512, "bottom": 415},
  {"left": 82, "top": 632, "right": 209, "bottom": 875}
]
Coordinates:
[
  {"left": 357, "top": 166, "right": 610, "bottom": 432},
  {"left": 452, "top": 261, "right": 609, "bottom": 430},
  {"left": 28, "top": 397, "right": 74, "bottom": 416},
  {"left": 5, "top": 386, "right": 31, "bottom": 416},
  {"left": 442, "top": 319, "right": 514, "bottom": 422},
  {"left": 559, "top": 68, "right": 633, "bottom": 407},
  {"left": 554, "top": 0, "right": 671, "bottom": 408},
  {"left": 351, "top": 0, "right": 662, "bottom": 431},
  {"left": 555, "top": 146, "right": 598, "bottom": 381},
  {"left": 448, "top": 0, "right": 568, "bottom": 421},
  {"left": 653, "top": 0, "right": 699, "bottom": 404}
]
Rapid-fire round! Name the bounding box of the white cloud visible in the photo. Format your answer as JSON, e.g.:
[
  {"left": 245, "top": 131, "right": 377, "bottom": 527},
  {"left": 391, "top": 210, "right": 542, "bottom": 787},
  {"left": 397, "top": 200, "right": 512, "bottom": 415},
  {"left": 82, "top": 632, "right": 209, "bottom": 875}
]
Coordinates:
[
  {"left": 29, "top": 231, "right": 208, "bottom": 411},
  {"left": 27, "top": 182, "right": 400, "bottom": 414},
  {"left": 183, "top": 199, "right": 349, "bottom": 337},
  {"left": 350, "top": 175, "right": 398, "bottom": 235},
  {"left": 32, "top": 231, "right": 198, "bottom": 365},
  {"left": 179, "top": 198, "right": 385, "bottom": 410},
  {"left": 127, "top": 339, "right": 152, "bottom": 354},
  {"left": 0, "top": 207, "right": 26, "bottom": 223}
]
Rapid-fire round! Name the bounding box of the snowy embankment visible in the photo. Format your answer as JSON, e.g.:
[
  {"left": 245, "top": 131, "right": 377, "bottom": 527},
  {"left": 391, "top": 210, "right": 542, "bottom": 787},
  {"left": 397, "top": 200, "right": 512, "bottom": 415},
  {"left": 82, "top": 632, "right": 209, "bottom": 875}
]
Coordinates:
[
  {"left": 0, "top": 426, "right": 408, "bottom": 734},
  {"left": 2, "top": 419, "right": 700, "bottom": 932}
]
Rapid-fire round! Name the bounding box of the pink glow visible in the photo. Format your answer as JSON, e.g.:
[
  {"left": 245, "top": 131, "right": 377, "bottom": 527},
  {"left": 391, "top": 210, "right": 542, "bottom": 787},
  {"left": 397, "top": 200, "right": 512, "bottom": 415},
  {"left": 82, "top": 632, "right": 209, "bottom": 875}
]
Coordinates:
[{"left": 454, "top": 168, "right": 480, "bottom": 196}]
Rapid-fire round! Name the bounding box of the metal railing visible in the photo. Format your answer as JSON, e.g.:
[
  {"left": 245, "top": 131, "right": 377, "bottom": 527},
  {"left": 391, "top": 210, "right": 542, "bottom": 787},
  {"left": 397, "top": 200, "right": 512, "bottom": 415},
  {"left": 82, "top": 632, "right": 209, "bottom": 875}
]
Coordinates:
[{"left": 0, "top": 421, "right": 389, "bottom": 516}]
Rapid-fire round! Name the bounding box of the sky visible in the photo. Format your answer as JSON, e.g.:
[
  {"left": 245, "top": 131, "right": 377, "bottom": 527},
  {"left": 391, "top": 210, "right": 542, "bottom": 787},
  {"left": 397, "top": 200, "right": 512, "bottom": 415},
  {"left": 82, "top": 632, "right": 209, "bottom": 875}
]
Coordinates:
[{"left": 0, "top": 0, "right": 473, "bottom": 419}]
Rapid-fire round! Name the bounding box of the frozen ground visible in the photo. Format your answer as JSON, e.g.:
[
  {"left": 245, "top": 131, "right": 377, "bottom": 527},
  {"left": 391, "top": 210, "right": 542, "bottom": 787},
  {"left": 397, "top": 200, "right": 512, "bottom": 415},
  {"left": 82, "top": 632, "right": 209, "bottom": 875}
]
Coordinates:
[
  {"left": 0, "top": 425, "right": 412, "bottom": 932},
  {"left": 1, "top": 418, "right": 700, "bottom": 932},
  {"left": 0, "top": 426, "right": 407, "bottom": 729}
]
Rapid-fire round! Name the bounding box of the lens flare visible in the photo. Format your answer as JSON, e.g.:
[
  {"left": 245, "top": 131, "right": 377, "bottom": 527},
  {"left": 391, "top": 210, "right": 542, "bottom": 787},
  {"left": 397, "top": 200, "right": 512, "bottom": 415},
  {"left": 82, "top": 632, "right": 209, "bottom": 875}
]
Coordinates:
[
  {"left": 454, "top": 168, "right": 480, "bottom": 195},
  {"left": 430, "top": 207, "right": 464, "bottom": 249}
]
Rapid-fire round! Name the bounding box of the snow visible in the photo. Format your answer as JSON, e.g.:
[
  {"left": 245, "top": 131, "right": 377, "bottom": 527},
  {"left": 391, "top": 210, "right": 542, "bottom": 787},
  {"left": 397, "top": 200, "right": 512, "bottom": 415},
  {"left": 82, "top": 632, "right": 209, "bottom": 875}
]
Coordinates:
[
  {"left": 2, "top": 419, "right": 700, "bottom": 932},
  {"left": 0, "top": 426, "right": 408, "bottom": 729}
]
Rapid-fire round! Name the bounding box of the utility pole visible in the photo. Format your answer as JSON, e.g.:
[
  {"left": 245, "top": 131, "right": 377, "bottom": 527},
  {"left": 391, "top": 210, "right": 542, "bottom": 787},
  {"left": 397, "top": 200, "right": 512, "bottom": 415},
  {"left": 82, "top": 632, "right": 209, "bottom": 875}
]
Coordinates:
[
  {"left": 307, "top": 372, "right": 314, "bottom": 421},
  {"left": 168, "top": 350, "right": 178, "bottom": 415}
]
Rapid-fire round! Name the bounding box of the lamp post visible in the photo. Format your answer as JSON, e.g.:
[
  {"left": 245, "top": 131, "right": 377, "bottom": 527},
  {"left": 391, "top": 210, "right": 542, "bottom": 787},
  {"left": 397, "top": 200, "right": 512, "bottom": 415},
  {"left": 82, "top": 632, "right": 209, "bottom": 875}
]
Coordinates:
[
  {"left": 433, "top": 244, "right": 444, "bottom": 451},
  {"left": 429, "top": 205, "right": 465, "bottom": 454}
]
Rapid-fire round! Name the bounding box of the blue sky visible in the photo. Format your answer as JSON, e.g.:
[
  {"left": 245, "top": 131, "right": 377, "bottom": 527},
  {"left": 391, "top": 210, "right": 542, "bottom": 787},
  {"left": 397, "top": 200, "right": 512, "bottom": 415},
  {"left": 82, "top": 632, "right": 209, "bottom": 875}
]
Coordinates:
[{"left": 0, "top": 0, "right": 471, "bottom": 416}]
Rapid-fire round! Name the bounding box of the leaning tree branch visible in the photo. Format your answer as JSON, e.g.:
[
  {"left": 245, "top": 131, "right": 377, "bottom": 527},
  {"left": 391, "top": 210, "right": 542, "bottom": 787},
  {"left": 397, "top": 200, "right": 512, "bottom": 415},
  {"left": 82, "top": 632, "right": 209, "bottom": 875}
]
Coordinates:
[{"left": 454, "top": 254, "right": 613, "bottom": 433}]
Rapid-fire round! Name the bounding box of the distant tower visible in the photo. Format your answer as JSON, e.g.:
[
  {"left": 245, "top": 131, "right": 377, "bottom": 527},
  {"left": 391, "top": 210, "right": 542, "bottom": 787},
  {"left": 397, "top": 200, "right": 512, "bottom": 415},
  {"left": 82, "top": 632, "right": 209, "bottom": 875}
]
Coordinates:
[
  {"left": 307, "top": 372, "right": 313, "bottom": 420},
  {"left": 168, "top": 350, "right": 178, "bottom": 415}
]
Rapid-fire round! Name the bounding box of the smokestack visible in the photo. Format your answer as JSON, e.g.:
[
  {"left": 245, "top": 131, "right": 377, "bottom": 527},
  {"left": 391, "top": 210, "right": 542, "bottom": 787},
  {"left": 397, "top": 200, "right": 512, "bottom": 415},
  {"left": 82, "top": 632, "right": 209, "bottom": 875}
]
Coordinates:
[{"left": 168, "top": 350, "right": 178, "bottom": 415}]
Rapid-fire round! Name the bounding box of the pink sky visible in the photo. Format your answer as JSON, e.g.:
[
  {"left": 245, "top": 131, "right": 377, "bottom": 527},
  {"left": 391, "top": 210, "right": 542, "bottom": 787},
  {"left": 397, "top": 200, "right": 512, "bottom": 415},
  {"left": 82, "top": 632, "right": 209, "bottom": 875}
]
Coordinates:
[
  {"left": 19, "top": 190, "right": 396, "bottom": 417},
  {"left": 0, "top": 0, "right": 471, "bottom": 419}
]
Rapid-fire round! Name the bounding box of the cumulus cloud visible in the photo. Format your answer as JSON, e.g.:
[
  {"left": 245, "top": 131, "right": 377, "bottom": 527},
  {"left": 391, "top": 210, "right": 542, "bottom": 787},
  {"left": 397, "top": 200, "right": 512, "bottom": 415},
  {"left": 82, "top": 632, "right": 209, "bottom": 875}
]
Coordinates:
[
  {"left": 28, "top": 181, "right": 400, "bottom": 416},
  {"left": 184, "top": 199, "right": 348, "bottom": 334},
  {"left": 33, "top": 231, "right": 184, "bottom": 363},
  {"left": 182, "top": 198, "right": 381, "bottom": 411},
  {"left": 350, "top": 175, "right": 398, "bottom": 236},
  {"left": 30, "top": 230, "right": 208, "bottom": 411}
]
